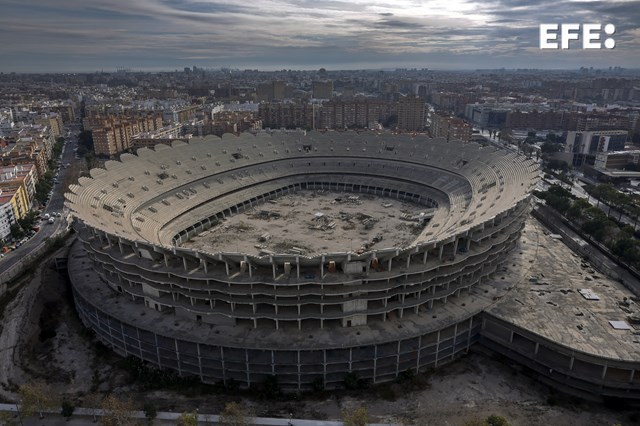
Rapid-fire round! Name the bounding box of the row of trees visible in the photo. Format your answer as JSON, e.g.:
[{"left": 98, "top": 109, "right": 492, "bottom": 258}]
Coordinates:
[
  {"left": 584, "top": 183, "right": 640, "bottom": 224},
  {"left": 536, "top": 185, "right": 640, "bottom": 267},
  {"left": 3, "top": 381, "right": 254, "bottom": 425}
]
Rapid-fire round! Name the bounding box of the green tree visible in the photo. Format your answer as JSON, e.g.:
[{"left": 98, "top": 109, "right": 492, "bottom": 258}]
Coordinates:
[
  {"left": 143, "top": 402, "right": 157, "bottom": 424},
  {"left": 18, "top": 381, "right": 57, "bottom": 419},
  {"left": 177, "top": 411, "right": 198, "bottom": 426},
  {"left": 219, "top": 402, "right": 250, "bottom": 426},
  {"left": 342, "top": 406, "right": 369, "bottom": 426},
  {"left": 0, "top": 411, "right": 19, "bottom": 426},
  {"left": 100, "top": 395, "right": 136, "bottom": 426},
  {"left": 486, "top": 414, "right": 510, "bottom": 426},
  {"left": 78, "top": 130, "right": 94, "bottom": 153},
  {"left": 546, "top": 159, "right": 569, "bottom": 172},
  {"left": 83, "top": 393, "right": 103, "bottom": 423},
  {"left": 61, "top": 400, "right": 75, "bottom": 418},
  {"left": 566, "top": 198, "right": 591, "bottom": 221},
  {"left": 10, "top": 223, "right": 25, "bottom": 240}
]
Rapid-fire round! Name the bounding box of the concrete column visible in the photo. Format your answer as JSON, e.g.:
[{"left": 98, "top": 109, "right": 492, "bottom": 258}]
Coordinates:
[
  {"left": 225, "top": 261, "right": 230, "bottom": 276},
  {"left": 451, "top": 323, "right": 459, "bottom": 359},
  {"left": 630, "top": 369, "right": 635, "bottom": 383},
  {"left": 406, "top": 256, "right": 411, "bottom": 268},
  {"left": 434, "top": 330, "right": 441, "bottom": 368},
  {"left": 183, "top": 256, "right": 188, "bottom": 271},
  {"left": 416, "top": 335, "right": 422, "bottom": 372},
  {"left": 438, "top": 245, "right": 444, "bottom": 261},
  {"left": 196, "top": 342, "right": 203, "bottom": 379},
  {"left": 174, "top": 338, "right": 181, "bottom": 376},
  {"left": 296, "top": 257, "right": 300, "bottom": 279},
  {"left": 395, "top": 340, "right": 401, "bottom": 377},
  {"left": 569, "top": 356, "right": 575, "bottom": 371},
  {"left": 422, "top": 250, "right": 428, "bottom": 264},
  {"left": 272, "top": 260, "right": 277, "bottom": 279},
  {"left": 155, "top": 334, "right": 162, "bottom": 368},
  {"left": 220, "top": 346, "right": 227, "bottom": 384},
  {"left": 466, "top": 238, "right": 471, "bottom": 251},
  {"left": 373, "top": 345, "right": 378, "bottom": 383},
  {"left": 245, "top": 350, "right": 250, "bottom": 387},
  {"left": 322, "top": 349, "right": 327, "bottom": 384},
  {"left": 601, "top": 364, "right": 608, "bottom": 381},
  {"left": 453, "top": 238, "right": 459, "bottom": 257},
  {"left": 466, "top": 317, "right": 473, "bottom": 351},
  {"left": 387, "top": 258, "right": 392, "bottom": 271}
]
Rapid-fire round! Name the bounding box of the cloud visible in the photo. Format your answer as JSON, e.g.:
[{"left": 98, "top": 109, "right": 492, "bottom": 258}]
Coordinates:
[{"left": 0, "top": 0, "right": 638, "bottom": 72}]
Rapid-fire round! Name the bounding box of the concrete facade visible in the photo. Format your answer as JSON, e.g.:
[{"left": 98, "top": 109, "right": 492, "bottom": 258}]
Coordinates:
[{"left": 65, "top": 132, "right": 538, "bottom": 390}]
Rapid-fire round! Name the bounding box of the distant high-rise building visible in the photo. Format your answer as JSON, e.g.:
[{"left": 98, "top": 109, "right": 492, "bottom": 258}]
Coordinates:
[
  {"left": 397, "top": 95, "right": 427, "bottom": 131},
  {"left": 312, "top": 80, "right": 333, "bottom": 99},
  {"left": 272, "top": 81, "right": 286, "bottom": 100},
  {"left": 256, "top": 83, "right": 272, "bottom": 101}
]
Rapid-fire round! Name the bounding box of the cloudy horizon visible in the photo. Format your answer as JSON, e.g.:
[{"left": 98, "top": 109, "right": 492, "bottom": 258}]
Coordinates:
[{"left": 1, "top": 0, "right": 639, "bottom": 73}]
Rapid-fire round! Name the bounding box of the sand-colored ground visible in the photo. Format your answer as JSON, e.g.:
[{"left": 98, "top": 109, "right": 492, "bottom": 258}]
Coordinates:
[{"left": 184, "top": 190, "right": 433, "bottom": 256}]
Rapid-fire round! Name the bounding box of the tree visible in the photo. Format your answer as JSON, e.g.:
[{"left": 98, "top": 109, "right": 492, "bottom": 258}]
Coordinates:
[
  {"left": 219, "top": 402, "right": 250, "bottom": 426},
  {"left": 0, "top": 411, "right": 19, "bottom": 426},
  {"left": 177, "top": 411, "right": 198, "bottom": 426},
  {"left": 61, "top": 400, "right": 75, "bottom": 418},
  {"left": 566, "top": 198, "right": 591, "bottom": 221},
  {"left": 84, "top": 393, "right": 103, "bottom": 423},
  {"left": 100, "top": 395, "right": 136, "bottom": 426},
  {"left": 462, "top": 415, "right": 511, "bottom": 426},
  {"left": 486, "top": 414, "right": 511, "bottom": 426},
  {"left": 342, "top": 406, "right": 369, "bottom": 426},
  {"left": 143, "top": 402, "right": 157, "bottom": 424},
  {"left": 10, "top": 223, "right": 25, "bottom": 240},
  {"left": 78, "top": 130, "right": 95, "bottom": 153},
  {"left": 18, "top": 381, "right": 57, "bottom": 419},
  {"left": 541, "top": 141, "right": 563, "bottom": 154}
]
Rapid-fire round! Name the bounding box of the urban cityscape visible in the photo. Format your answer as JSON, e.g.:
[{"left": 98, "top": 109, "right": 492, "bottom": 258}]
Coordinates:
[{"left": 1, "top": 1, "right": 640, "bottom": 426}]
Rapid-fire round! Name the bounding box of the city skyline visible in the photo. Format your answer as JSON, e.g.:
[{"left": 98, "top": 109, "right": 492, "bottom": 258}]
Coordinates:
[{"left": 2, "top": 0, "right": 640, "bottom": 73}]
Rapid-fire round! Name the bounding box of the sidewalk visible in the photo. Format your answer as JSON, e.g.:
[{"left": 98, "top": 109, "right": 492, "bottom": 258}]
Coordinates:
[{"left": 0, "top": 403, "right": 397, "bottom": 425}]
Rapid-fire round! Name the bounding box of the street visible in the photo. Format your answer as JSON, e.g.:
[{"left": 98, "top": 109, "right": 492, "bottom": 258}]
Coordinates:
[{"left": 0, "top": 124, "right": 79, "bottom": 280}]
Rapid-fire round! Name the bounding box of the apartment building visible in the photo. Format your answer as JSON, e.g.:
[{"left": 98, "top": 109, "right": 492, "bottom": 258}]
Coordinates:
[
  {"left": 430, "top": 112, "right": 472, "bottom": 142},
  {"left": 90, "top": 113, "right": 164, "bottom": 156},
  {"left": 397, "top": 95, "right": 427, "bottom": 131}
]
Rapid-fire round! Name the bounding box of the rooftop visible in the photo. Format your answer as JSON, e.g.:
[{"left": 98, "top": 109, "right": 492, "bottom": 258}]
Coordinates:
[{"left": 487, "top": 218, "right": 640, "bottom": 362}]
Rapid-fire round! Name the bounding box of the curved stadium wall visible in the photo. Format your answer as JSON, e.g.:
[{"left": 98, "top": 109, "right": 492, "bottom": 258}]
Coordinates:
[{"left": 65, "top": 132, "right": 538, "bottom": 390}]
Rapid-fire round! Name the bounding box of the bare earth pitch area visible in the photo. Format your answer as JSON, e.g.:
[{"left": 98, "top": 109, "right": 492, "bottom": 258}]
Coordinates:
[{"left": 183, "top": 190, "right": 433, "bottom": 256}]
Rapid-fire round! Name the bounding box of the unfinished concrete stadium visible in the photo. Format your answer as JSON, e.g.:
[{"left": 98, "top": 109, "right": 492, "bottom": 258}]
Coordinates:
[{"left": 64, "top": 132, "right": 640, "bottom": 400}]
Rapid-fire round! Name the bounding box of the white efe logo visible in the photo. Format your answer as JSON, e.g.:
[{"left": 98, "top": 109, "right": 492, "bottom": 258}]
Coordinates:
[{"left": 540, "top": 24, "right": 615, "bottom": 49}]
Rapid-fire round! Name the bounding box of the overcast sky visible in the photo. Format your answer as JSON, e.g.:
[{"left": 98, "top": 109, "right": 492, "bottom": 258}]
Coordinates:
[{"left": 1, "top": 0, "right": 639, "bottom": 72}]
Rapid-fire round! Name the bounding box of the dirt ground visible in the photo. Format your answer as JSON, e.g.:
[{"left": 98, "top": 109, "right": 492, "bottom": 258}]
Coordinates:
[
  {"left": 184, "top": 190, "right": 431, "bottom": 256},
  {"left": 0, "top": 238, "right": 637, "bottom": 426}
]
